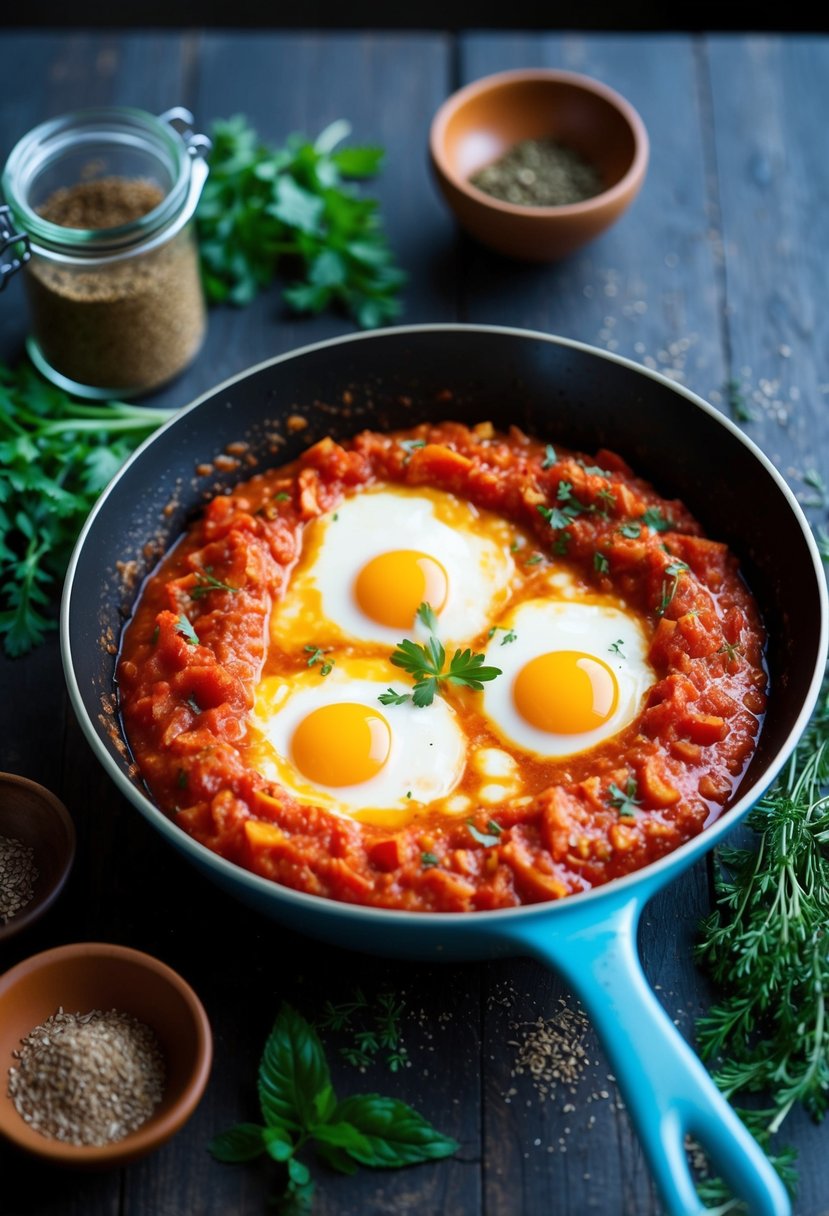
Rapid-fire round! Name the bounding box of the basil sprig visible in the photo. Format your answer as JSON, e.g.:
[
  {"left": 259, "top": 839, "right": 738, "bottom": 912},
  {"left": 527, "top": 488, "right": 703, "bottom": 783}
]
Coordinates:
[{"left": 209, "top": 1003, "right": 458, "bottom": 1210}]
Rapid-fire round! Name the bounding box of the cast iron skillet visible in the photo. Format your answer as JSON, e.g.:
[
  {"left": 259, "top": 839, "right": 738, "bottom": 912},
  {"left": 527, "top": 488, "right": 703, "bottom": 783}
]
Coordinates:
[{"left": 62, "top": 325, "right": 827, "bottom": 1216}]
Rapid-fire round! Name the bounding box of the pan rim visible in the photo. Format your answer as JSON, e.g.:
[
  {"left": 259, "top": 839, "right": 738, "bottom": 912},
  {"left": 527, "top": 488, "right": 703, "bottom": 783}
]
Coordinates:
[{"left": 60, "top": 322, "right": 829, "bottom": 927}]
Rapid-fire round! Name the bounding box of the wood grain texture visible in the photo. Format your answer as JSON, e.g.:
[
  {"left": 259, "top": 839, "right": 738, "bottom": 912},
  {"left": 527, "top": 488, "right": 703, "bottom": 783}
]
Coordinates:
[{"left": 1, "top": 27, "right": 828, "bottom": 1216}]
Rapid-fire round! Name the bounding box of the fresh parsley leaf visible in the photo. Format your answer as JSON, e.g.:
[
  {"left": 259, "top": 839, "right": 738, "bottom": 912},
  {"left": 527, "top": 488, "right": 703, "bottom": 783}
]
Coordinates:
[
  {"left": 657, "top": 558, "right": 690, "bottom": 616},
  {"left": 594, "top": 551, "right": 610, "bottom": 575},
  {"left": 400, "top": 438, "right": 426, "bottom": 454},
  {"left": 0, "top": 361, "right": 175, "bottom": 657},
  {"left": 618, "top": 521, "right": 642, "bottom": 539},
  {"left": 197, "top": 116, "right": 405, "bottom": 329},
  {"left": 305, "top": 644, "right": 334, "bottom": 674},
  {"left": 416, "top": 601, "right": 440, "bottom": 634},
  {"left": 275, "top": 492, "right": 291, "bottom": 502},
  {"left": 488, "top": 626, "right": 517, "bottom": 645},
  {"left": 641, "top": 506, "right": 672, "bottom": 533},
  {"left": 608, "top": 639, "right": 625, "bottom": 658},
  {"left": 525, "top": 552, "right": 543, "bottom": 566},
  {"left": 389, "top": 605, "right": 502, "bottom": 706},
  {"left": 608, "top": 778, "right": 641, "bottom": 818},
  {"left": 378, "top": 688, "right": 410, "bottom": 706},
  {"left": 421, "top": 852, "right": 439, "bottom": 868},
  {"left": 176, "top": 613, "right": 199, "bottom": 645},
  {"left": 541, "top": 444, "right": 557, "bottom": 469}
]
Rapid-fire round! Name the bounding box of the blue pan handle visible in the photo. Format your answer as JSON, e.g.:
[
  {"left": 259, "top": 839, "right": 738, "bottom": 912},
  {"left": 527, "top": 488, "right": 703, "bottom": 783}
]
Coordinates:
[{"left": 498, "top": 888, "right": 790, "bottom": 1216}]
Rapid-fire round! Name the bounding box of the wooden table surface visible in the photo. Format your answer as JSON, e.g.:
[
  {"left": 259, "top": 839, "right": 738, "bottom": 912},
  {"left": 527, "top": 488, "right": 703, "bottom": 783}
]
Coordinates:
[{"left": 1, "top": 28, "right": 828, "bottom": 1216}]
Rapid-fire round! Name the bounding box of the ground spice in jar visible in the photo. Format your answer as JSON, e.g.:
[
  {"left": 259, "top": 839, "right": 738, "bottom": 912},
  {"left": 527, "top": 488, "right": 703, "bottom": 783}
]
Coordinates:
[
  {"left": 0, "top": 833, "right": 38, "bottom": 923},
  {"left": 8, "top": 1007, "right": 165, "bottom": 1145},
  {"left": 24, "top": 175, "right": 205, "bottom": 394},
  {"left": 470, "top": 138, "right": 603, "bottom": 207}
]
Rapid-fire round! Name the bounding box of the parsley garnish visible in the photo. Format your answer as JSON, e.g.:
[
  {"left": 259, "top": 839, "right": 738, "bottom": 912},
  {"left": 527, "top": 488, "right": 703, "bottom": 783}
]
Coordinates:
[
  {"left": 186, "top": 695, "right": 201, "bottom": 714},
  {"left": 594, "top": 551, "right": 610, "bottom": 575},
  {"left": 209, "top": 1003, "right": 457, "bottom": 1209},
  {"left": 537, "top": 481, "right": 588, "bottom": 531},
  {"left": 378, "top": 688, "right": 410, "bottom": 706},
  {"left": 553, "top": 532, "right": 571, "bottom": 556},
  {"left": 525, "top": 553, "right": 544, "bottom": 566},
  {"left": 488, "top": 626, "right": 517, "bottom": 645},
  {"left": 421, "top": 852, "right": 439, "bottom": 868},
  {"left": 150, "top": 624, "right": 160, "bottom": 645},
  {"left": 176, "top": 613, "right": 199, "bottom": 646},
  {"left": 608, "top": 639, "right": 625, "bottom": 658},
  {"left": 190, "top": 566, "right": 239, "bottom": 600},
  {"left": 399, "top": 438, "right": 426, "bottom": 454},
  {"left": 305, "top": 645, "right": 334, "bottom": 676},
  {"left": 641, "top": 507, "right": 672, "bottom": 533},
  {"left": 541, "top": 444, "right": 557, "bottom": 469},
  {"left": 275, "top": 492, "right": 291, "bottom": 503},
  {"left": 197, "top": 117, "right": 405, "bottom": 329},
  {"left": 387, "top": 603, "right": 502, "bottom": 707},
  {"left": 0, "top": 361, "right": 174, "bottom": 657},
  {"left": 718, "top": 640, "right": 742, "bottom": 663},
  {"left": 176, "top": 768, "right": 188, "bottom": 789},
  {"left": 608, "top": 777, "right": 641, "bottom": 818},
  {"left": 618, "top": 521, "right": 642, "bottom": 539}
]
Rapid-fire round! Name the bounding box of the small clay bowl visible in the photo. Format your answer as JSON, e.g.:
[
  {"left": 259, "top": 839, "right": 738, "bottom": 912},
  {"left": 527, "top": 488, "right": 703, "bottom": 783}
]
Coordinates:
[
  {"left": 429, "top": 68, "right": 649, "bottom": 261},
  {"left": 0, "top": 942, "right": 212, "bottom": 1166},
  {"left": 0, "top": 772, "right": 75, "bottom": 942}
]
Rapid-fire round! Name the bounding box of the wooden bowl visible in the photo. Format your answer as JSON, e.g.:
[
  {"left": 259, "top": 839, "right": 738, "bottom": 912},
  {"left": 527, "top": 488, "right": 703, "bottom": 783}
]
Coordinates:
[
  {"left": 0, "top": 772, "right": 75, "bottom": 942},
  {"left": 0, "top": 942, "right": 212, "bottom": 1165},
  {"left": 429, "top": 68, "right": 649, "bottom": 261}
]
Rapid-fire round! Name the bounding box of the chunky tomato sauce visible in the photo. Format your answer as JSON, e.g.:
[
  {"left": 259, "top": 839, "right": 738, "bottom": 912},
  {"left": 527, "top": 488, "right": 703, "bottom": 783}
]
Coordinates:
[{"left": 117, "top": 422, "right": 767, "bottom": 912}]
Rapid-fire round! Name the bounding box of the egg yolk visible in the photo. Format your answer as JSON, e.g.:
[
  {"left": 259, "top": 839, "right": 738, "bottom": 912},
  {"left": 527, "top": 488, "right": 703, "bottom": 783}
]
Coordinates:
[
  {"left": 290, "top": 703, "right": 392, "bottom": 787},
  {"left": 512, "top": 650, "right": 619, "bottom": 735},
  {"left": 353, "top": 549, "right": 449, "bottom": 629}
]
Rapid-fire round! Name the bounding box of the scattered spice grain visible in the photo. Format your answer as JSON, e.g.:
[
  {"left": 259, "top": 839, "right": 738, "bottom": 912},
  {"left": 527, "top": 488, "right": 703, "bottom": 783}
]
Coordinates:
[
  {"left": 8, "top": 1007, "right": 165, "bottom": 1145},
  {"left": 470, "top": 138, "right": 603, "bottom": 208},
  {"left": 25, "top": 176, "right": 205, "bottom": 393},
  {"left": 0, "top": 833, "right": 38, "bottom": 923},
  {"left": 508, "top": 1001, "right": 591, "bottom": 1102}
]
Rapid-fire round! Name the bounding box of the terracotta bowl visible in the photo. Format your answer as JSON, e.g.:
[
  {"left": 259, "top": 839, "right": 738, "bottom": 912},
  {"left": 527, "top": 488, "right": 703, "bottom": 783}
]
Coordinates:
[
  {"left": 429, "top": 68, "right": 649, "bottom": 261},
  {"left": 0, "top": 772, "right": 76, "bottom": 943},
  {"left": 0, "top": 942, "right": 212, "bottom": 1166}
]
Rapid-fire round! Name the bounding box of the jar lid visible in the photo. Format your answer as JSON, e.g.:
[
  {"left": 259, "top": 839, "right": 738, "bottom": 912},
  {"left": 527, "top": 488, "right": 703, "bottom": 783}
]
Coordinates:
[{"left": 1, "top": 106, "right": 210, "bottom": 266}]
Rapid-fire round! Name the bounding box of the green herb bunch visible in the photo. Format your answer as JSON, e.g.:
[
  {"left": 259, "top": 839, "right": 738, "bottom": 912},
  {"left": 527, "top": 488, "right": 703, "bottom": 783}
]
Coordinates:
[
  {"left": 0, "top": 363, "right": 174, "bottom": 657},
  {"left": 694, "top": 671, "right": 829, "bottom": 1202},
  {"left": 209, "top": 1003, "right": 457, "bottom": 1213},
  {"left": 197, "top": 117, "right": 405, "bottom": 329}
]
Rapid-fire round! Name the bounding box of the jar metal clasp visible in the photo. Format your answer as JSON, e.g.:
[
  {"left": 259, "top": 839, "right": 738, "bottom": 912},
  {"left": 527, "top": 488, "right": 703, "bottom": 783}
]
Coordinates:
[{"left": 0, "top": 203, "right": 30, "bottom": 292}]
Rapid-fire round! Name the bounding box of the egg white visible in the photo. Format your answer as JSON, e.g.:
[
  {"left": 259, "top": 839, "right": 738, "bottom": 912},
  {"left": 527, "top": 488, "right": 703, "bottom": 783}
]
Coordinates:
[
  {"left": 246, "top": 657, "right": 467, "bottom": 816},
  {"left": 480, "top": 598, "right": 655, "bottom": 758},
  {"left": 270, "top": 486, "right": 517, "bottom": 650}
]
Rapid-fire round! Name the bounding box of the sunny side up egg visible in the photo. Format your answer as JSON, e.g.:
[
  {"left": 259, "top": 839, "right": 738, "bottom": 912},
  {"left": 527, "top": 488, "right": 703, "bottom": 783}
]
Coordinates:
[{"left": 245, "top": 482, "right": 658, "bottom": 825}]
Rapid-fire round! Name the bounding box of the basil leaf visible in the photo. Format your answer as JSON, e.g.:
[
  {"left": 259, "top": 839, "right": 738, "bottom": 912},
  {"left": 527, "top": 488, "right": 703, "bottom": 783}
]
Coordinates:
[
  {"left": 331, "top": 1094, "right": 459, "bottom": 1167},
  {"left": 312, "top": 1120, "right": 374, "bottom": 1156},
  {"left": 313, "top": 1082, "right": 337, "bottom": 1124},
  {"left": 313, "top": 1140, "right": 359, "bottom": 1175},
  {"left": 207, "top": 1122, "right": 266, "bottom": 1162},
  {"left": 264, "top": 1125, "right": 294, "bottom": 1162},
  {"left": 258, "top": 1003, "right": 335, "bottom": 1134}
]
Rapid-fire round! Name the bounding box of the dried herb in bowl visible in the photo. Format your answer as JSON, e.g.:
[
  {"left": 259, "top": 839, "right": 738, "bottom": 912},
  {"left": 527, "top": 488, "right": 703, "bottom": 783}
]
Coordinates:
[{"left": 470, "top": 138, "right": 603, "bottom": 208}]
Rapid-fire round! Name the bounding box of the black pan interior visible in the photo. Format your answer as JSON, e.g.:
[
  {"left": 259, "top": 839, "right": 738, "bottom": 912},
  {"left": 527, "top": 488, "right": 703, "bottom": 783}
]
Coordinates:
[{"left": 66, "top": 328, "right": 823, "bottom": 803}]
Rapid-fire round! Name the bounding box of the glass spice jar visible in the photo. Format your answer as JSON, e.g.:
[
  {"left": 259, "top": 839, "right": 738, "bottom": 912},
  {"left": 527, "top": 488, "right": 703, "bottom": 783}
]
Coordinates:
[{"left": 0, "top": 106, "right": 210, "bottom": 399}]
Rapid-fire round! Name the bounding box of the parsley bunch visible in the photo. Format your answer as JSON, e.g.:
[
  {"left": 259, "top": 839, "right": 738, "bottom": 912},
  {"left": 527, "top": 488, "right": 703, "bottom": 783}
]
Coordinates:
[
  {"left": 209, "top": 1003, "right": 457, "bottom": 1213},
  {"left": 694, "top": 672, "right": 829, "bottom": 1201},
  {"left": 197, "top": 117, "right": 405, "bottom": 329},
  {"left": 0, "top": 363, "right": 174, "bottom": 657}
]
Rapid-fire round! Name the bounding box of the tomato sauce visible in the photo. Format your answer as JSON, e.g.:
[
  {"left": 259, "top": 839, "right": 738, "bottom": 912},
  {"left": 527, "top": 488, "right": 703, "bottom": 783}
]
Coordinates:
[{"left": 117, "top": 422, "right": 767, "bottom": 912}]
